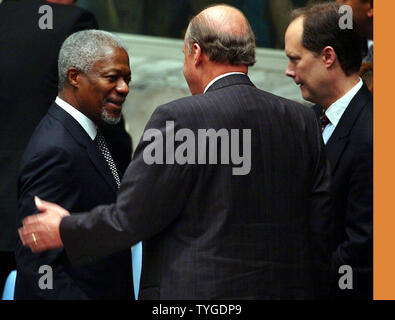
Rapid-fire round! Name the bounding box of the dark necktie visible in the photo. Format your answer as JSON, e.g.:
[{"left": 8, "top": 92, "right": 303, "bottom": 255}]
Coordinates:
[
  {"left": 95, "top": 129, "right": 121, "bottom": 189},
  {"left": 320, "top": 113, "right": 330, "bottom": 134}
]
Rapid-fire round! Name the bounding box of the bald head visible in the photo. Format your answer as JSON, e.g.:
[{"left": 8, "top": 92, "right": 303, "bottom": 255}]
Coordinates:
[
  {"left": 198, "top": 5, "right": 250, "bottom": 37},
  {"left": 185, "top": 4, "right": 256, "bottom": 66}
]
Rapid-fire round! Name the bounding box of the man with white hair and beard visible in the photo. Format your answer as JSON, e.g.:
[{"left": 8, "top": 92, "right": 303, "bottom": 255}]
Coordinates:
[{"left": 14, "top": 30, "right": 134, "bottom": 300}]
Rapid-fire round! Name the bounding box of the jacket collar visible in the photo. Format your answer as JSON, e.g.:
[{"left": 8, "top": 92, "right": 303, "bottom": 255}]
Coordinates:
[
  {"left": 205, "top": 73, "right": 255, "bottom": 93},
  {"left": 48, "top": 103, "right": 93, "bottom": 148},
  {"left": 325, "top": 84, "right": 372, "bottom": 173},
  {"left": 327, "top": 84, "right": 372, "bottom": 142},
  {"left": 48, "top": 103, "right": 119, "bottom": 193}
]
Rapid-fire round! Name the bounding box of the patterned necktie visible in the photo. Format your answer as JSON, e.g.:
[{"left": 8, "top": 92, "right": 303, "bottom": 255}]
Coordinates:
[
  {"left": 95, "top": 129, "right": 121, "bottom": 189},
  {"left": 320, "top": 113, "right": 330, "bottom": 134}
]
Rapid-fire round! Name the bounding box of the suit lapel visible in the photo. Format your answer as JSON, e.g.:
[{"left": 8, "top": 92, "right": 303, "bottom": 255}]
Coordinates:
[
  {"left": 326, "top": 137, "right": 349, "bottom": 174},
  {"left": 325, "top": 85, "right": 371, "bottom": 173},
  {"left": 48, "top": 103, "right": 118, "bottom": 194}
]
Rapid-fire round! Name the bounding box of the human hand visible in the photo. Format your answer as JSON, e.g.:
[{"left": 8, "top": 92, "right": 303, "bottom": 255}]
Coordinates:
[{"left": 18, "top": 196, "right": 70, "bottom": 253}]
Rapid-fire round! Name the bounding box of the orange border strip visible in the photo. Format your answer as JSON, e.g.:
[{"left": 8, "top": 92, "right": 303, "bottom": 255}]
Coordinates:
[{"left": 374, "top": 0, "right": 392, "bottom": 300}]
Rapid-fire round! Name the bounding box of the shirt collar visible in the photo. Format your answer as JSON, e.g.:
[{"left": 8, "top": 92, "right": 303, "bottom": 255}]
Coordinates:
[
  {"left": 203, "top": 72, "right": 246, "bottom": 93},
  {"left": 325, "top": 78, "right": 363, "bottom": 127},
  {"left": 55, "top": 96, "right": 97, "bottom": 140}
]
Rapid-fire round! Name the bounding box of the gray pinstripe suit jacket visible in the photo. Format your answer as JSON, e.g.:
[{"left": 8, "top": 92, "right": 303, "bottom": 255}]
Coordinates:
[{"left": 60, "top": 74, "right": 333, "bottom": 299}]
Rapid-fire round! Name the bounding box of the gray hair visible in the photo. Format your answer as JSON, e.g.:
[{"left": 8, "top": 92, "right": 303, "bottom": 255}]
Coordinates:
[
  {"left": 58, "top": 29, "right": 127, "bottom": 89},
  {"left": 185, "top": 8, "right": 256, "bottom": 66}
]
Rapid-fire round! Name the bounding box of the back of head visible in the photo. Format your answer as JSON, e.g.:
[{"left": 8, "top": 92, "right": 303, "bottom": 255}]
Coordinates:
[
  {"left": 185, "top": 4, "right": 256, "bottom": 66},
  {"left": 291, "top": 1, "right": 362, "bottom": 76},
  {"left": 58, "top": 29, "right": 126, "bottom": 89}
]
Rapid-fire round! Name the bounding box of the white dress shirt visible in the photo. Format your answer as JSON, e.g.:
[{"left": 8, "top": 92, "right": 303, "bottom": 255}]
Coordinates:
[
  {"left": 322, "top": 78, "right": 363, "bottom": 144},
  {"left": 55, "top": 96, "right": 97, "bottom": 140},
  {"left": 204, "top": 72, "right": 246, "bottom": 93}
]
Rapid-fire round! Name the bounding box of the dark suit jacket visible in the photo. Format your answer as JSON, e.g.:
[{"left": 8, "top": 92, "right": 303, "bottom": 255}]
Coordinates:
[
  {"left": 15, "top": 103, "right": 134, "bottom": 300},
  {"left": 313, "top": 84, "right": 373, "bottom": 299},
  {"left": 60, "top": 74, "right": 333, "bottom": 299},
  {"left": 0, "top": 0, "right": 132, "bottom": 252}
]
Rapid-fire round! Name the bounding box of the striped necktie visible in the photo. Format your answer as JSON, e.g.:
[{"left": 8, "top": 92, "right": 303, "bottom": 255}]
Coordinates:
[{"left": 320, "top": 113, "right": 330, "bottom": 134}]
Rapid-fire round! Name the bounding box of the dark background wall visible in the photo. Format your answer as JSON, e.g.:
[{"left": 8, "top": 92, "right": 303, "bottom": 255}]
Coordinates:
[{"left": 76, "top": 0, "right": 318, "bottom": 49}]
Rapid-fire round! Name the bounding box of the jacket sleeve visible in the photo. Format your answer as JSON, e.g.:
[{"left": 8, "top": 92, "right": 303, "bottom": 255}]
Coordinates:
[
  {"left": 60, "top": 105, "right": 196, "bottom": 267},
  {"left": 16, "top": 146, "right": 90, "bottom": 299}
]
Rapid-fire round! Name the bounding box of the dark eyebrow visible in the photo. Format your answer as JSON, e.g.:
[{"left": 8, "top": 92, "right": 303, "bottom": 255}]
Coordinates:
[
  {"left": 102, "top": 68, "right": 125, "bottom": 74},
  {"left": 102, "top": 69, "right": 131, "bottom": 78},
  {"left": 286, "top": 52, "right": 299, "bottom": 60}
]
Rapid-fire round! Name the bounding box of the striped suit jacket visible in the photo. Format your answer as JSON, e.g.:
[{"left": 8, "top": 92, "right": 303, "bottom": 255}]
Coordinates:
[{"left": 60, "top": 74, "right": 333, "bottom": 299}]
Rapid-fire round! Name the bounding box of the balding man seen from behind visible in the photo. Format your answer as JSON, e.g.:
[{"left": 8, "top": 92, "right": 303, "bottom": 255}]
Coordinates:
[{"left": 19, "top": 5, "right": 333, "bottom": 300}]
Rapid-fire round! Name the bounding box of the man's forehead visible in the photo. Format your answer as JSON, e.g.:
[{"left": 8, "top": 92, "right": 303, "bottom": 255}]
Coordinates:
[
  {"left": 98, "top": 45, "right": 127, "bottom": 57},
  {"left": 285, "top": 17, "right": 304, "bottom": 48},
  {"left": 94, "top": 46, "right": 128, "bottom": 61},
  {"left": 89, "top": 50, "right": 130, "bottom": 73},
  {"left": 288, "top": 16, "right": 304, "bottom": 35}
]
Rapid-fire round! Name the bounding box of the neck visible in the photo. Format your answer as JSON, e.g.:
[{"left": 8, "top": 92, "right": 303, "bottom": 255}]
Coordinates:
[
  {"left": 200, "top": 62, "right": 248, "bottom": 94},
  {"left": 321, "top": 73, "right": 360, "bottom": 110},
  {"left": 58, "top": 89, "right": 75, "bottom": 108},
  {"left": 58, "top": 88, "right": 99, "bottom": 123}
]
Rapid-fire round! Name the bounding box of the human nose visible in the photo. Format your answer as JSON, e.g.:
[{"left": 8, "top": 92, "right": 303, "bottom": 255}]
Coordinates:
[
  {"left": 116, "top": 79, "right": 129, "bottom": 95},
  {"left": 285, "top": 63, "right": 295, "bottom": 78}
]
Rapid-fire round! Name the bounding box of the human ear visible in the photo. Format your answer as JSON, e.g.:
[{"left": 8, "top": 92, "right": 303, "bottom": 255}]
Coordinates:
[
  {"left": 67, "top": 68, "right": 81, "bottom": 88},
  {"left": 193, "top": 43, "right": 202, "bottom": 67},
  {"left": 321, "top": 46, "right": 336, "bottom": 69},
  {"left": 366, "top": 6, "right": 373, "bottom": 19}
]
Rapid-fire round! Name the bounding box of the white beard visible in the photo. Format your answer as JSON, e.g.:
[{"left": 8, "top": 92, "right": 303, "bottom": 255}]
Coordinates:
[{"left": 101, "top": 108, "right": 121, "bottom": 125}]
